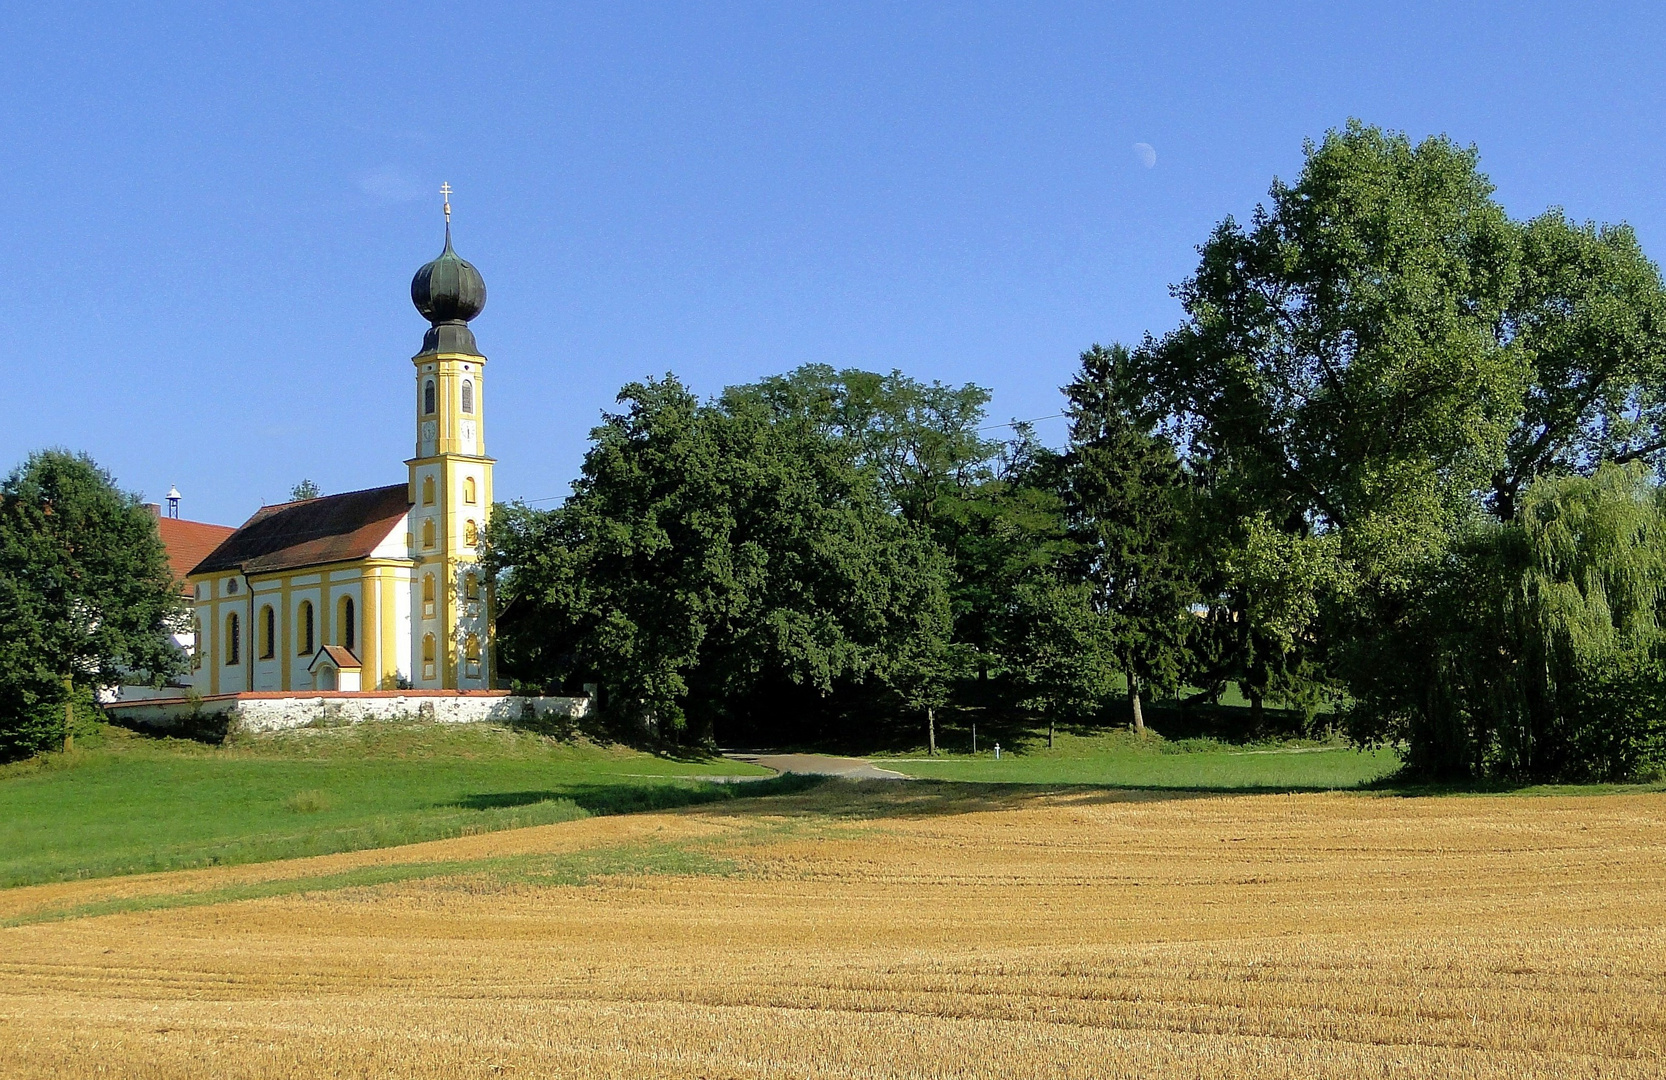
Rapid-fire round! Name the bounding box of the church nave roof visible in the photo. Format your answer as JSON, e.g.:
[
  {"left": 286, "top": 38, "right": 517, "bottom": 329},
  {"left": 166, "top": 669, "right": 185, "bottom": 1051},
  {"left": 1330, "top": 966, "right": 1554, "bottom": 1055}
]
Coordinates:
[{"left": 190, "top": 484, "right": 411, "bottom": 577}]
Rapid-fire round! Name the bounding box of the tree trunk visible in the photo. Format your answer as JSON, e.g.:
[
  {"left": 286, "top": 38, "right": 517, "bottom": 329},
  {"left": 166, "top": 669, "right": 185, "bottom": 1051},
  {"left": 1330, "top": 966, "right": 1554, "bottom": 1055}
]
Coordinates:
[
  {"left": 1250, "top": 691, "right": 1264, "bottom": 730},
  {"left": 1129, "top": 676, "right": 1145, "bottom": 736},
  {"left": 1048, "top": 719, "right": 1055, "bottom": 749},
  {"left": 927, "top": 706, "right": 936, "bottom": 756},
  {"left": 62, "top": 676, "right": 74, "bottom": 752}
]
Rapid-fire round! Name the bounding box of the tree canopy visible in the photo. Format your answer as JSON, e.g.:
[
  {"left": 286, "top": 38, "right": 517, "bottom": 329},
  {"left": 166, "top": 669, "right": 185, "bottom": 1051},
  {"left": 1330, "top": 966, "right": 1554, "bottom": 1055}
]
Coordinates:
[
  {"left": 483, "top": 120, "right": 1666, "bottom": 780},
  {"left": 484, "top": 376, "right": 952, "bottom": 744},
  {"left": 0, "top": 451, "right": 186, "bottom": 758}
]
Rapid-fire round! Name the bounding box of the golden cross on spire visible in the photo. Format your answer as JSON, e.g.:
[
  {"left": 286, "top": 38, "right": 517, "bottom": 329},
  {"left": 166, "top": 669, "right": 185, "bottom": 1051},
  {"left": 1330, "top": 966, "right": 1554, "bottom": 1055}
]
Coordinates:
[{"left": 440, "top": 181, "right": 453, "bottom": 224}]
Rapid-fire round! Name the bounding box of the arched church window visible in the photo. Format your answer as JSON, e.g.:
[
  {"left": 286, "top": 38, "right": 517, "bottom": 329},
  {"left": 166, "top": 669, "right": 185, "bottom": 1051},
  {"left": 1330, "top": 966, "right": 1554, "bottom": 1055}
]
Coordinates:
[
  {"left": 464, "top": 572, "right": 480, "bottom": 602},
  {"left": 424, "top": 379, "right": 436, "bottom": 415},
  {"left": 422, "top": 634, "right": 437, "bottom": 681},
  {"left": 464, "top": 635, "right": 481, "bottom": 679},
  {"left": 422, "top": 476, "right": 436, "bottom": 505},
  {"left": 422, "top": 519, "right": 436, "bottom": 548},
  {"left": 298, "top": 600, "right": 315, "bottom": 656},
  {"left": 463, "top": 477, "right": 476, "bottom": 504},
  {"left": 226, "top": 613, "right": 241, "bottom": 665},
  {"left": 464, "top": 520, "right": 478, "bottom": 546},
  {"left": 260, "top": 605, "right": 275, "bottom": 659},
  {"left": 339, "top": 596, "right": 355, "bottom": 651},
  {"left": 461, "top": 380, "right": 474, "bottom": 414},
  {"left": 422, "top": 574, "right": 436, "bottom": 618}
]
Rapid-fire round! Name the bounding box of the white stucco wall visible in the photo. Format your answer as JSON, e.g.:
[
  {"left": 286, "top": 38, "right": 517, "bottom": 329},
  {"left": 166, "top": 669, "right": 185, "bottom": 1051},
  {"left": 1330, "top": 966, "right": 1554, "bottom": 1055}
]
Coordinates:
[{"left": 107, "top": 693, "right": 590, "bottom": 734}]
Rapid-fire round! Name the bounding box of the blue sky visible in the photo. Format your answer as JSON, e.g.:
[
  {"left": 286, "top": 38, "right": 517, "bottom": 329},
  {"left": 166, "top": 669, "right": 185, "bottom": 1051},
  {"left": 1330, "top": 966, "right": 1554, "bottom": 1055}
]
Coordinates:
[{"left": 6, "top": 2, "right": 1665, "bottom": 525}]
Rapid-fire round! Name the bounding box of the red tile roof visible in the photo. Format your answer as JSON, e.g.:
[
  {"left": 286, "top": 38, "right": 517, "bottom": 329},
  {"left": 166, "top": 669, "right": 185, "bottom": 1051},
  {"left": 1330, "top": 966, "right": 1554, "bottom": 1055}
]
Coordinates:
[
  {"left": 190, "top": 484, "right": 411, "bottom": 577},
  {"left": 309, "top": 645, "right": 362, "bottom": 670},
  {"left": 155, "top": 517, "right": 238, "bottom": 594}
]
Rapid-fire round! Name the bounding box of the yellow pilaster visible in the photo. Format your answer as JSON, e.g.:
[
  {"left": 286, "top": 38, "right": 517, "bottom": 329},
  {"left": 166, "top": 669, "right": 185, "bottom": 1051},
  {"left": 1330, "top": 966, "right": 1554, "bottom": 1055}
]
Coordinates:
[
  {"left": 208, "top": 601, "right": 220, "bottom": 696},
  {"left": 280, "top": 578, "right": 293, "bottom": 690},
  {"left": 381, "top": 569, "right": 399, "bottom": 688},
  {"left": 360, "top": 566, "right": 379, "bottom": 685}
]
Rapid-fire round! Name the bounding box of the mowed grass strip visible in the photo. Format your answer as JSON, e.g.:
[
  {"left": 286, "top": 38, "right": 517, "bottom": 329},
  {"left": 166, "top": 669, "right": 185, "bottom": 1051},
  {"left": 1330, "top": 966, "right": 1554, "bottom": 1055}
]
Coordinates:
[
  {"left": 878, "top": 729, "right": 1403, "bottom": 788},
  {"left": 0, "top": 721, "right": 772, "bottom": 887},
  {"left": 2, "top": 840, "right": 739, "bottom": 927}
]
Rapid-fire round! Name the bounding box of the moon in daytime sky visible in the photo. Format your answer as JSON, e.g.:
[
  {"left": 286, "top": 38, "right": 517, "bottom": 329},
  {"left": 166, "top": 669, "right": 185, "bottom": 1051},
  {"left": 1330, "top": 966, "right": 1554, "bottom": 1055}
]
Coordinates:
[{"left": 1133, "top": 142, "right": 1157, "bottom": 168}]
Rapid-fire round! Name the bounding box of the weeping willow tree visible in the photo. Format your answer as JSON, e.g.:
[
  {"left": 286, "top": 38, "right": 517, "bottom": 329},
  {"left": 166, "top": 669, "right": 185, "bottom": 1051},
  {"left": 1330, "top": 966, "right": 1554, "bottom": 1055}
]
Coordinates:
[{"left": 1352, "top": 463, "right": 1666, "bottom": 781}]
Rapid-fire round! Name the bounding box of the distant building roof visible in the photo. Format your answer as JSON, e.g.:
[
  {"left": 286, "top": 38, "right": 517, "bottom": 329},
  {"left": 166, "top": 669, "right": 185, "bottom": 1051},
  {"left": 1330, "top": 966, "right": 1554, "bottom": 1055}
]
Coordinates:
[
  {"left": 154, "top": 516, "right": 238, "bottom": 595},
  {"left": 190, "top": 484, "right": 411, "bottom": 577}
]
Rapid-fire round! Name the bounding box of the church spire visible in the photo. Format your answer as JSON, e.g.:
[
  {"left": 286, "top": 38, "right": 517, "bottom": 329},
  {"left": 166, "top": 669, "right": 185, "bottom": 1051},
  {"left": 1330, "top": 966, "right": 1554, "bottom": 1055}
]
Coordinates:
[{"left": 410, "top": 183, "right": 486, "bottom": 356}]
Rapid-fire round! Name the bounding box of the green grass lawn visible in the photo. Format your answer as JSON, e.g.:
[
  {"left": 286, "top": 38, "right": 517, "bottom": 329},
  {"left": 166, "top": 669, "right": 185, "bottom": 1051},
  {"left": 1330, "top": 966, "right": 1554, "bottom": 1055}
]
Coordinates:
[
  {"left": 0, "top": 721, "right": 771, "bottom": 888},
  {"left": 875, "top": 729, "right": 1403, "bottom": 789}
]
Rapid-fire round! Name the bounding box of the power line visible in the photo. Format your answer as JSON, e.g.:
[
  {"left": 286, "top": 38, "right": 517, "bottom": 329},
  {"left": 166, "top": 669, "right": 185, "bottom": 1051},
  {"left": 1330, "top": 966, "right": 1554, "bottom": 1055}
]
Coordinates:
[{"left": 977, "top": 412, "right": 1065, "bottom": 432}]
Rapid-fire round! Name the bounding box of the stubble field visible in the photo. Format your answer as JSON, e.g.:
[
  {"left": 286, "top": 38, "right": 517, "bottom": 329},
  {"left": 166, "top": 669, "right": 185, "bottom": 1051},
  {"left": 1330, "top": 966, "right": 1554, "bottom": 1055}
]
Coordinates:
[{"left": 2, "top": 780, "right": 1664, "bottom": 1078}]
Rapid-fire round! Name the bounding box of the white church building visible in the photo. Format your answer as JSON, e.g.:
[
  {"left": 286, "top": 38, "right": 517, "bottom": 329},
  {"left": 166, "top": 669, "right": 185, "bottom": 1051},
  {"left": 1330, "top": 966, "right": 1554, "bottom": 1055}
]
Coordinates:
[{"left": 183, "top": 211, "right": 497, "bottom": 695}]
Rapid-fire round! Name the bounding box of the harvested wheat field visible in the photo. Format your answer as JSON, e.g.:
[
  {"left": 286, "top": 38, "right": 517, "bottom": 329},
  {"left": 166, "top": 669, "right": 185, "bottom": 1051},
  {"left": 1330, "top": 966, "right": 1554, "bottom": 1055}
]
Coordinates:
[{"left": 2, "top": 781, "right": 1664, "bottom": 1078}]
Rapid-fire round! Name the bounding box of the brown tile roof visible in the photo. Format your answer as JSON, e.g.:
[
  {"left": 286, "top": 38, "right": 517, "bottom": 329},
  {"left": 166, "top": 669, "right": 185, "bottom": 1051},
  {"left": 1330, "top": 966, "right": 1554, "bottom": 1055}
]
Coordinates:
[
  {"left": 309, "top": 645, "right": 362, "bottom": 671},
  {"left": 154, "top": 516, "right": 238, "bottom": 594},
  {"left": 190, "top": 484, "right": 411, "bottom": 577}
]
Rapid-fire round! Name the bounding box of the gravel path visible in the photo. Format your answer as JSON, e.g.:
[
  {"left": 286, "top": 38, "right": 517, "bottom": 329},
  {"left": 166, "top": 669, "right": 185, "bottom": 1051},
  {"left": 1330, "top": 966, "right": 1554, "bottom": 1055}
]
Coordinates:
[{"left": 721, "top": 752, "right": 911, "bottom": 781}]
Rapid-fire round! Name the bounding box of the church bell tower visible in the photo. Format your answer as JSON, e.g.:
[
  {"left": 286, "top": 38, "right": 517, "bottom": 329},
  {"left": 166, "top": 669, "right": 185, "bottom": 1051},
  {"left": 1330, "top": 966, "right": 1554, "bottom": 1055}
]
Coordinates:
[{"left": 407, "top": 185, "right": 494, "bottom": 689}]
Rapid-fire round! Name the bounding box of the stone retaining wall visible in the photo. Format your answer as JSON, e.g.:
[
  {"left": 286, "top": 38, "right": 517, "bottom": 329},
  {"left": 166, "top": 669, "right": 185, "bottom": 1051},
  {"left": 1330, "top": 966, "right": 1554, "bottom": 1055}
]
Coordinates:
[{"left": 104, "top": 691, "right": 591, "bottom": 734}]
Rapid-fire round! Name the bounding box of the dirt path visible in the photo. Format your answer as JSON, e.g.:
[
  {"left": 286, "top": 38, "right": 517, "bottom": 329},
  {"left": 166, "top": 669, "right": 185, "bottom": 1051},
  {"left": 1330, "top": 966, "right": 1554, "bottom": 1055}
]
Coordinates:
[{"left": 723, "top": 751, "right": 911, "bottom": 780}]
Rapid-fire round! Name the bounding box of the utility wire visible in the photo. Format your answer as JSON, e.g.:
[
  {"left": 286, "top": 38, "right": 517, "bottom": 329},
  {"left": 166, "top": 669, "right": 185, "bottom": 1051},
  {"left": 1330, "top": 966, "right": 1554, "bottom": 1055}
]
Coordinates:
[{"left": 977, "top": 411, "right": 1065, "bottom": 431}]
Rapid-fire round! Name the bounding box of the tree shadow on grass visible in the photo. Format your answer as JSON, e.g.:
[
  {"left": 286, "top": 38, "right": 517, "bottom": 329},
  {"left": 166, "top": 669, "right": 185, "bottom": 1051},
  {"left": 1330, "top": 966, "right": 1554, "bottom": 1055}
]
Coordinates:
[
  {"left": 1358, "top": 771, "right": 1666, "bottom": 798},
  {"left": 446, "top": 773, "right": 824, "bottom": 817},
  {"left": 444, "top": 771, "right": 1659, "bottom": 832},
  {"left": 695, "top": 772, "right": 1645, "bottom": 826}
]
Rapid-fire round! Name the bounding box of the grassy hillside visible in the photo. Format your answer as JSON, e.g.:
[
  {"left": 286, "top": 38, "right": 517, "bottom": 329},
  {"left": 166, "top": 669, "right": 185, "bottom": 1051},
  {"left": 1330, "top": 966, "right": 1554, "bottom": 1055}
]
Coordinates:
[
  {"left": 0, "top": 721, "right": 771, "bottom": 888},
  {"left": 876, "top": 729, "right": 1402, "bottom": 789}
]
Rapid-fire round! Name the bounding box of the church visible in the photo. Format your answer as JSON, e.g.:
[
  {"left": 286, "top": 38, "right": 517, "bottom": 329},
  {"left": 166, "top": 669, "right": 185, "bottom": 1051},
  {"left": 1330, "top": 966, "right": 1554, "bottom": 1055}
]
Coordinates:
[{"left": 185, "top": 205, "right": 496, "bottom": 695}]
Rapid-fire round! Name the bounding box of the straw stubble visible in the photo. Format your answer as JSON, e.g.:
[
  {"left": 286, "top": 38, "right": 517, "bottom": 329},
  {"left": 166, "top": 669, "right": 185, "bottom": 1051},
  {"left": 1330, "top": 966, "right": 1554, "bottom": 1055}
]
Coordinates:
[{"left": 1, "top": 784, "right": 1662, "bottom": 1077}]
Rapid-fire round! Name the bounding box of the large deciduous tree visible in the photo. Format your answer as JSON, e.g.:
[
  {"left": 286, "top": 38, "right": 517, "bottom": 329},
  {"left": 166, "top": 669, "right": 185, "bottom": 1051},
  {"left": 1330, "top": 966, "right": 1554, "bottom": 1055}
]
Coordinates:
[
  {"left": 484, "top": 376, "right": 952, "bottom": 744},
  {"left": 1492, "top": 212, "right": 1666, "bottom": 520},
  {"left": 1128, "top": 120, "right": 1666, "bottom": 771},
  {"left": 1131, "top": 121, "right": 1527, "bottom": 719},
  {"left": 0, "top": 451, "right": 186, "bottom": 758}
]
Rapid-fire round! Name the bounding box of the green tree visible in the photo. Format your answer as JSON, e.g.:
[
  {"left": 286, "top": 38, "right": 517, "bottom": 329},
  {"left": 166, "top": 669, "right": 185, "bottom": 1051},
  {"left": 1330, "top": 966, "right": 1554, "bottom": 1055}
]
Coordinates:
[
  {"left": 289, "top": 479, "right": 321, "bottom": 501},
  {"left": 0, "top": 451, "right": 186, "bottom": 758},
  {"left": 1007, "top": 578, "right": 1116, "bottom": 748},
  {"left": 1131, "top": 120, "right": 1528, "bottom": 717},
  {"left": 1062, "top": 345, "right": 1195, "bottom": 733},
  {"left": 722, "top": 365, "right": 1000, "bottom": 527},
  {"left": 1491, "top": 212, "right": 1666, "bottom": 520},
  {"left": 1351, "top": 463, "right": 1666, "bottom": 781},
  {"left": 726, "top": 364, "right": 1076, "bottom": 735},
  {"left": 484, "top": 376, "right": 952, "bottom": 744}
]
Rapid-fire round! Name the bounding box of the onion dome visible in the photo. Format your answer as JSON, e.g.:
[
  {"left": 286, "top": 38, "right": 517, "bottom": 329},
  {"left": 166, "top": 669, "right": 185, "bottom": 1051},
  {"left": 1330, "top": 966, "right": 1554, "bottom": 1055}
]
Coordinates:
[{"left": 411, "top": 225, "right": 487, "bottom": 355}]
